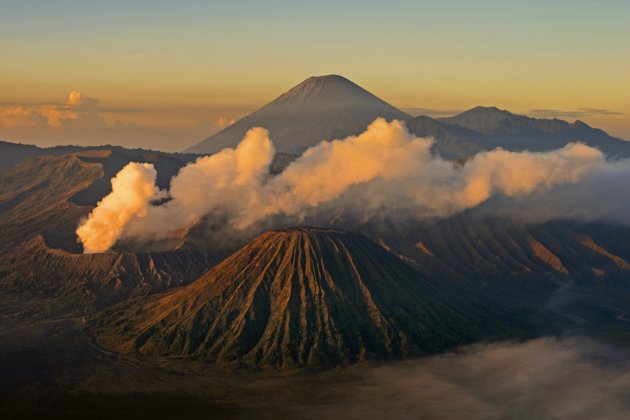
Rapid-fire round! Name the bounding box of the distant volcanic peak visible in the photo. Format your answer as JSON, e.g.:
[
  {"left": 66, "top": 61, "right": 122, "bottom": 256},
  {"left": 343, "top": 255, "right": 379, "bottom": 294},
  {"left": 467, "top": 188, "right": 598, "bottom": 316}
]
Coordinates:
[
  {"left": 286, "top": 74, "right": 361, "bottom": 93},
  {"left": 309, "top": 74, "right": 350, "bottom": 81},
  {"left": 447, "top": 106, "right": 517, "bottom": 123},
  {"left": 185, "top": 74, "right": 409, "bottom": 154},
  {"left": 93, "top": 226, "right": 511, "bottom": 369},
  {"left": 469, "top": 105, "right": 512, "bottom": 115},
  {"left": 273, "top": 74, "right": 389, "bottom": 107},
  {"left": 440, "top": 106, "right": 542, "bottom": 136},
  {"left": 295, "top": 74, "right": 354, "bottom": 87}
]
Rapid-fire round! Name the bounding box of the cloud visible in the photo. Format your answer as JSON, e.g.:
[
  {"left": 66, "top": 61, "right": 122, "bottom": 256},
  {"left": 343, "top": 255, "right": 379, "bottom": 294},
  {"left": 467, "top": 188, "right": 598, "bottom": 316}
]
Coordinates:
[
  {"left": 65, "top": 91, "right": 99, "bottom": 110},
  {"left": 0, "top": 91, "right": 104, "bottom": 129},
  {"left": 0, "top": 92, "right": 226, "bottom": 152},
  {"left": 0, "top": 106, "right": 49, "bottom": 129},
  {"left": 473, "top": 158, "right": 630, "bottom": 225},
  {"left": 76, "top": 163, "right": 165, "bottom": 254},
  {"left": 0, "top": 101, "right": 143, "bottom": 114},
  {"left": 0, "top": 91, "right": 106, "bottom": 130},
  {"left": 216, "top": 115, "right": 236, "bottom": 127},
  {"left": 529, "top": 108, "right": 624, "bottom": 119},
  {"left": 402, "top": 107, "right": 463, "bottom": 117},
  {"left": 75, "top": 119, "right": 608, "bottom": 253},
  {"left": 293, "top": 337, "right": 630, "bottom": 419}
]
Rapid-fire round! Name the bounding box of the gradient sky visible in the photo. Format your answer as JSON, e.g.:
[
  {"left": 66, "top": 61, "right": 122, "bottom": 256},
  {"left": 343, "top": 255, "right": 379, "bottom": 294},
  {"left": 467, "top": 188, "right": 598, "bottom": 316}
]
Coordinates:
[{"left": 1, "top": 0, "right": 629, "bottom": 151}]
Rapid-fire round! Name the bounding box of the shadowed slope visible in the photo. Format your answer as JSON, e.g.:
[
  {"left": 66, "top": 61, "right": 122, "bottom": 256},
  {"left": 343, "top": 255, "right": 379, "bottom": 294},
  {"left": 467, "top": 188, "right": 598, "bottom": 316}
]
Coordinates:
[
  {"left": 405, "top": 115, "right": 484, "bottom": 159},
  {"left": 0, "top": 140, "right": 200, "bottom": 172},
  {"left": 92, "top": 227, "right": 518, "bottom": 369},
  {"left": 439, "top": 106, "right": 630, "bottom": 157},
  {"left": 0, "top": 235, "right": 220, "bottom": 325}
]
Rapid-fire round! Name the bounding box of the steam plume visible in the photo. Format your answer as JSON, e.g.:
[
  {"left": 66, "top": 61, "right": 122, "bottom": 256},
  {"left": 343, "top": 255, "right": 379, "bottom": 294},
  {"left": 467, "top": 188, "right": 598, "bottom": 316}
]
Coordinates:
[
  {"left": 76, "top": 163, "right": 165, "bottom": 253},
  {"left": 76, "top": 118, "right": 607, "bottom": 253}
]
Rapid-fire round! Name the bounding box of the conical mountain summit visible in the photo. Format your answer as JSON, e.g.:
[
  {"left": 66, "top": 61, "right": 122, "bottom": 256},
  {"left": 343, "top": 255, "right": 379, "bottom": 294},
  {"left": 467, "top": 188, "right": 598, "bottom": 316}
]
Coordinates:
[{"left": 186, "top": 75, "right": 410, "bottom": 155}]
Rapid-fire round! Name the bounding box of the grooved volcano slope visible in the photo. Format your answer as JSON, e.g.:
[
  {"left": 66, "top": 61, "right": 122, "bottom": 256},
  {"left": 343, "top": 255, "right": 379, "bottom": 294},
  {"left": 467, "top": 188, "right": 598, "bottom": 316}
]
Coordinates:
[{"left": 92, "top": 227, "right": 515, "bottom": 369}]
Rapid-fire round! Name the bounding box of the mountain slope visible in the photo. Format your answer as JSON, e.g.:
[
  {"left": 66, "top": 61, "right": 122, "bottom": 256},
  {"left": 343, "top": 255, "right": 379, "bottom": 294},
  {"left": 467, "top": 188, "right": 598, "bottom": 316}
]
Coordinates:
[
  {"left": 186, "top": 75, "right": 411, "bottom": 155},
  {"left": 405, "top": 115, "right": 484, "bottom": 159},
  {"left": 0, "top": 152, "right": 226, "bottom": 326},
  {"left": 0, "top": 141, "right": 46, "bottom": 172},
  {"left": 0, "top": 140, "right": 201, "bottom": 173},
  {"left": 0, "top": 235, "right": 220, "bottom": 325},
  {"left": 439, "top": 106, "right": 630, "bottom": 157},
  {"left": 365, "top": 215, "right": 630, "bottom": 287},
  {"left": 91, "top": 227, "right": 518, "bottom": 369}
]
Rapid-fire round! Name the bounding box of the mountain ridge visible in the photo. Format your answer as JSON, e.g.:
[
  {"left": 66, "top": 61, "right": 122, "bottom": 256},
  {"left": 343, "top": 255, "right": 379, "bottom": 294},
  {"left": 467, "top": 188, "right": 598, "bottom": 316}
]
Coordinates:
[
  {"left": 437, "top": 106, "right": 630, "bottom": 156},
  {"left": 188, "top": 76, "right": 630, "bottom": 159}
]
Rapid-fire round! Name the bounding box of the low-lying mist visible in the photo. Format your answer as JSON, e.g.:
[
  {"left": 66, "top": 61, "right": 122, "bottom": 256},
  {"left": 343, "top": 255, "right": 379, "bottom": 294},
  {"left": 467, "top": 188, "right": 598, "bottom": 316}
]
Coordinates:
[
  {"left": 296, "top": 336, "right": 630, "bottom": 420},
  {"left": 76, "top": 118, "right": 628, "bottom": 254}
]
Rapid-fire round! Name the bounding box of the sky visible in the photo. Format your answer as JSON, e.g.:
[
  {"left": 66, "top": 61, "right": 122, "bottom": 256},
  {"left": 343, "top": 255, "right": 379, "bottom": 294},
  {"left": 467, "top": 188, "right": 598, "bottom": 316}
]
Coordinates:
[{"left": 1, "top": 0, "right": 629, "bottom": 151}]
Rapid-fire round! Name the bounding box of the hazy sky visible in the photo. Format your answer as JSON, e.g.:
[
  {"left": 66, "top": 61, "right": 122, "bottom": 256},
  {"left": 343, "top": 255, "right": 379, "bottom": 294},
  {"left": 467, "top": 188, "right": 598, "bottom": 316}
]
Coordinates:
[{"left": 1, "top": 0, "right": 629, "bottom": 151}]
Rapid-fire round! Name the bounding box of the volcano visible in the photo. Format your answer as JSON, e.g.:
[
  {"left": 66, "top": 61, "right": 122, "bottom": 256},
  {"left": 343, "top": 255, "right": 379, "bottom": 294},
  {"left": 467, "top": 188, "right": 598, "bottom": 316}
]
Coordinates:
[
  {"left": 186, "top": 75, "right": 410, "bottom": 155},
  {"left": 91, "top": 227, "right": 517, "bottom": 369}
]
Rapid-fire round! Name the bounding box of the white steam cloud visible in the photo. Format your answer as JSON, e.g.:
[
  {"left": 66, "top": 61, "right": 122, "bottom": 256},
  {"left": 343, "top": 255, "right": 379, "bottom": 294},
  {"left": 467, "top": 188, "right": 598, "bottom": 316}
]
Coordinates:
[
  {"left": 76, "top": 163, "right": 165, "bottom": 254},
  {"left": 76, "top": 118, "right": 607, "bottom": 253}
]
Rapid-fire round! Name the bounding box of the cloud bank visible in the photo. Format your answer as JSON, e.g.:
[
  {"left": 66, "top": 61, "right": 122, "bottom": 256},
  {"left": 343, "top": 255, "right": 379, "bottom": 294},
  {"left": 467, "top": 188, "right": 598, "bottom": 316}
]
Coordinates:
[
  {"left": 295, "top": 337, "right": 630, "bottom": 420},
  {"left": 529, "top": 107, "right": 624, "bottom": 119},
  {"left": 474, "top": 158, "right": 630, "bottom": 225},
  {"left": 216, "top": 115, "right": 236, "bottom": 127},
  {"left": 0, "top": 92, "right": 237, "bottom": 152},
  {"left": 76, "top": 118, "right": 610, "bottom": 253}
]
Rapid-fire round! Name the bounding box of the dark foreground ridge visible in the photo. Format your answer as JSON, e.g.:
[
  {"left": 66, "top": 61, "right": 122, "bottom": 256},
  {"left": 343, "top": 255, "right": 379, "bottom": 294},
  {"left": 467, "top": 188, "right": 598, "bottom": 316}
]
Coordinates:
[{"left": 91, "top": 227, "right": 519, "bottom": 369}]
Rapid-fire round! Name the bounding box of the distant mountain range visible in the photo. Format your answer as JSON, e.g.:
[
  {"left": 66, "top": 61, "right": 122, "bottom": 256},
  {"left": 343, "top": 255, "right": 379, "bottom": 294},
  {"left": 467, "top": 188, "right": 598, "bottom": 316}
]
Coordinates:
[
  {"left": 437, "top": 106, "right": 630, "bottom": 157},
  {"left": 0, "top": 141, "right": 198, "bottom": 173},
  {"left": 187, "top": 75, "right": 630, "bottom": 159},
  {"left": 0, "top": 140, "right": 296, "bottom": 174}
]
